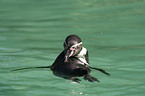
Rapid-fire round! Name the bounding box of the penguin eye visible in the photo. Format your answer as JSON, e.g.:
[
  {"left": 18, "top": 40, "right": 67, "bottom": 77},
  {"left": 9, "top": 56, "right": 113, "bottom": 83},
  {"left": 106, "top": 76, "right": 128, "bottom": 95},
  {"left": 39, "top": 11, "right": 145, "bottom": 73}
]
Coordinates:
[
  {"left": 70, "top": 46, "right": 76, "bottom": 50},
  {"left": 72, "top": 46, "right": 76, "bottom": 49}
]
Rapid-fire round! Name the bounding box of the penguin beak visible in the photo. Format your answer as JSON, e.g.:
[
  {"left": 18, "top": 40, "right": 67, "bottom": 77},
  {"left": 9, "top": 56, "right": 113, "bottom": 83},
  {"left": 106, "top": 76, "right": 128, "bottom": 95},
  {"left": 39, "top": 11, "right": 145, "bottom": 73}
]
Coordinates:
[{"left": 64, "top": 49, "right": 74, "bottom": 62}]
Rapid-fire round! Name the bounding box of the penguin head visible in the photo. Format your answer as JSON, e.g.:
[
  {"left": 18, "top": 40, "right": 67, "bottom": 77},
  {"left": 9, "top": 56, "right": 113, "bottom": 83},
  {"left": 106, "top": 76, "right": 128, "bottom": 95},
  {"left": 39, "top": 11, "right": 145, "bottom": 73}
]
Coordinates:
[{"left": 63, "top": 35, "right": 82, "bottom": 62}]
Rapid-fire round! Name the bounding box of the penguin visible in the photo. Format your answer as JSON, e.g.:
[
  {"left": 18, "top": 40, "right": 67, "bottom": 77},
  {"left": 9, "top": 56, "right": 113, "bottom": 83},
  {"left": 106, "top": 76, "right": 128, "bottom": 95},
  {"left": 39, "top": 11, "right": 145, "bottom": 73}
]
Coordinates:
[
  {"left": 51, "top": 35, "right": 110, "bottom": 82},
  {"left": 51, "top": 35, "right": 98, "bottom": 82},
  {"left": 12, "top": 35, "right": 110, "bottom": 83}
]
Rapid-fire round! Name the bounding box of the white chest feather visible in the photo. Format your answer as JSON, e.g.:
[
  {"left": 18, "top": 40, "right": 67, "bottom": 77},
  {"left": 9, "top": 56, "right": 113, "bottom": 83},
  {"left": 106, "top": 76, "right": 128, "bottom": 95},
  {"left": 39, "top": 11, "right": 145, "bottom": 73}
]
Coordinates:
[{"left": 76, "top": 47, "right": 89, "bottom": 65}]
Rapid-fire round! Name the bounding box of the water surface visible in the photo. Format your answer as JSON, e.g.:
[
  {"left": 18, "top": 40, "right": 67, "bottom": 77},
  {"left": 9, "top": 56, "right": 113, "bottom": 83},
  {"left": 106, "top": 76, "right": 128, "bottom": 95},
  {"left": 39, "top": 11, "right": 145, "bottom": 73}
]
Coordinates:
[{"left": 0, "top": 0, "right": 145, "bottom": 96}]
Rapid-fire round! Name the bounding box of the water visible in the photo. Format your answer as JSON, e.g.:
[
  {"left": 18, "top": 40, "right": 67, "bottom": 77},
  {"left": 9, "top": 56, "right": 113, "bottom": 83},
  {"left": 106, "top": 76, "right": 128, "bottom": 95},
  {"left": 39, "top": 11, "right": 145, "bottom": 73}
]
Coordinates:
[{"left": 0, "top": 0, "right": 145, "bottom": 96}]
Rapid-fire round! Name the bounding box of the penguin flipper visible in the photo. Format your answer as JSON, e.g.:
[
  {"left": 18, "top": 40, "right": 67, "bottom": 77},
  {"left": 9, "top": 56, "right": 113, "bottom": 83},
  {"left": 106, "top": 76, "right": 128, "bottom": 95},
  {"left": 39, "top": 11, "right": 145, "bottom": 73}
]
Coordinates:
[
  {"left": 11, "top": 66, "right": 51, "bottom": 71},
  {"left": 90, "top": 66, "right": 110, "bottom": 76}
]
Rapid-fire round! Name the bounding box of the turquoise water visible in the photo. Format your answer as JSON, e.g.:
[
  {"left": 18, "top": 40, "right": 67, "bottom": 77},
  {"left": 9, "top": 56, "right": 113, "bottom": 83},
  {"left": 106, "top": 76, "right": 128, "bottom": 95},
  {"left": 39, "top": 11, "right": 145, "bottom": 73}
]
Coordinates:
[{"left": 0, "top": 0, "right": 145, "bottom": 96}]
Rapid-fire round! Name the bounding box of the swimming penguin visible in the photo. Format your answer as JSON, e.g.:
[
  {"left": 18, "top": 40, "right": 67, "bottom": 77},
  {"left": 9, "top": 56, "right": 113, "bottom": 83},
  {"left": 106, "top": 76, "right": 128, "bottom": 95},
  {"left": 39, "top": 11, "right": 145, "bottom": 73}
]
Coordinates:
[
  {"left": 12, "top": 35, "right": 110, "bottom": 83},
  {"left": 50, "top": 35, "right": 110, "bottom": 82}
]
